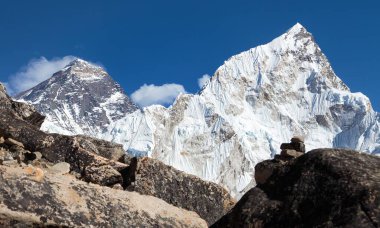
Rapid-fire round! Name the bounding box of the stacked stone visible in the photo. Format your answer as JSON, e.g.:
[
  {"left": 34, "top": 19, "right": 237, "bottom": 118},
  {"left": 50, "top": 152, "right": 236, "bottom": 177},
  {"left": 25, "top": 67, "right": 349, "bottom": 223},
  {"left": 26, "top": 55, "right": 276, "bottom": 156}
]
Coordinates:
[{"left": 279, "top": 136, "right": 306, "bottom": 159}]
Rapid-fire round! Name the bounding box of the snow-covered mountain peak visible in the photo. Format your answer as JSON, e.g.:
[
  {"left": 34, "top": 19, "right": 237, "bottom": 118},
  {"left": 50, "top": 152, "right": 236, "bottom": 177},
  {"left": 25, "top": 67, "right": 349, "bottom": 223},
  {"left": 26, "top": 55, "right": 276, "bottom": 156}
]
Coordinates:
[
  {"left": 209, "top": 23, "right": 348, "bottom": 103},
  {"left": 58, "top": 58, "right": 106, "bottom": 81},
  {"left": 285, "top": 22, "right": 308, "bottom": 35},
  {"left": 16, "top": 59, "right": 138, "bottom": 135},
  {"left": 65, "top": 58, "right": 101, "bottom": 68}
]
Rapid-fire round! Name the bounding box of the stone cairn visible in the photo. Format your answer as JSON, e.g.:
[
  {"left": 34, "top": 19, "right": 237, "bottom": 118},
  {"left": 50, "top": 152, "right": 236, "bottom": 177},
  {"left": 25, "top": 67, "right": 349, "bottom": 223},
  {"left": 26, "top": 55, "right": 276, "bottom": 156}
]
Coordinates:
[
  {"left": 255, "top": 136, "right": 306, "bottom": 185},
  {"left": 276, "top": 136, "right": 306, "bottom": 160}
]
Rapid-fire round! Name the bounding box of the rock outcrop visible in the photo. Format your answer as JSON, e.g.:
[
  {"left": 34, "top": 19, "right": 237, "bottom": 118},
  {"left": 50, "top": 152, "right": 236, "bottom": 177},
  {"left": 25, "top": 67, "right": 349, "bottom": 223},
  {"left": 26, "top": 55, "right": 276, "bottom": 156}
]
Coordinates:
[
  {"left": 0, "top": 164, "right": 207, "bottom": 227},
  {"left": 0, "top": 84, "right": 45, "bottom": 128},
  {"left": 212, "top": 149, "right": 380, "bottom": 227},
  {"left": 124, "top": 157, "right": 236, "bottom": 225}
]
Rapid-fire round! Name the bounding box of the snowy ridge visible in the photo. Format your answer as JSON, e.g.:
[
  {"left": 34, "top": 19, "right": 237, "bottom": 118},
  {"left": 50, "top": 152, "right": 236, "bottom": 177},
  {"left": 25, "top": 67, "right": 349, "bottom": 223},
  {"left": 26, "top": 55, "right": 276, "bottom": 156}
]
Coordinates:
[{"left": 17, "top": 23, "right": 380, "bottom": 198}]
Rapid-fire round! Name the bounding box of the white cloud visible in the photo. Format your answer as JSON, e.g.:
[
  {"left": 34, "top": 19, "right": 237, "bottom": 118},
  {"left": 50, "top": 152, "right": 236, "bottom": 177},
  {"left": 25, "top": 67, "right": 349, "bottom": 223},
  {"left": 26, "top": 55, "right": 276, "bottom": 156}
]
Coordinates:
[
  {"left": 198, "top": 74, "right": 211, "bottom": 88},
  {"left": 7, "top": 56, "right": 76, "bottom": 95},
  {"left": 131, "top": 83, "right": 186, "bottom": 107}
]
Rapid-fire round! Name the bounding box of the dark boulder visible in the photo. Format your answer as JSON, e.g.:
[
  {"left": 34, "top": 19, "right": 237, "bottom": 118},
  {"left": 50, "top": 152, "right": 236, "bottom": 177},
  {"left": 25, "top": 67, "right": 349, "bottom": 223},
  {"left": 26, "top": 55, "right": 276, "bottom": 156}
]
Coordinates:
[
  {"left": 74, "top": 135, "right": 125, "bottom": 161},
  {"left": 280, "top": 142, "right": 305, "bottom": 152},
  {"left": 124, "top": 157, "right": 236, "bottom": 225},
  {"left": 0, "top": 84, "right": 45, "bottom": 128},
  {"left": 212, "top": 149, "right": 380, "bottom": 227}
]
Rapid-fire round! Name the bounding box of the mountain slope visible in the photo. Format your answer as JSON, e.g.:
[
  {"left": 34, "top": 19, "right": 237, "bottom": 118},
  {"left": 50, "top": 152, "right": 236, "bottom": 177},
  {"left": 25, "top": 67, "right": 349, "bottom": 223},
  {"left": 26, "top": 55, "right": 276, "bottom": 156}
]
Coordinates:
[{"left": 17, "top": 23, "right": 380, "bottom": 198}]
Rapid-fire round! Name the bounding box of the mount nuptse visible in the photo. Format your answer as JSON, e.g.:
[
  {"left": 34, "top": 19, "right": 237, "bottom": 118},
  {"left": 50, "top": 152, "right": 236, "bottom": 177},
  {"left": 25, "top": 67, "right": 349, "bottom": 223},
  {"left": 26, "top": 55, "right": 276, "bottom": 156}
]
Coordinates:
[{"left": 17, "top": 23, "right": 380, "bottom": 198}]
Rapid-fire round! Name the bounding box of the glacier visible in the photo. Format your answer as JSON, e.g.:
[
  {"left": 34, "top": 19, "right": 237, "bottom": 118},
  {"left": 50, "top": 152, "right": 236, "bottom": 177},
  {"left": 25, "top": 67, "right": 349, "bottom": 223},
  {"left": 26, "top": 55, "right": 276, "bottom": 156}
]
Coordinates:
[{"left": 17, "top": 23, "right": 380, "bottom": 198}]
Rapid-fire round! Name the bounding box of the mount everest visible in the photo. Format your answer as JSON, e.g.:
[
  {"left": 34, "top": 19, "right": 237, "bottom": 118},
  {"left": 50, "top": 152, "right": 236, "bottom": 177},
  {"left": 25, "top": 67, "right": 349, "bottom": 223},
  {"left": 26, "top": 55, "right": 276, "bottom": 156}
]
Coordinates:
[{"left": 17, "top": 23, "right": 380, "bottom": 198}]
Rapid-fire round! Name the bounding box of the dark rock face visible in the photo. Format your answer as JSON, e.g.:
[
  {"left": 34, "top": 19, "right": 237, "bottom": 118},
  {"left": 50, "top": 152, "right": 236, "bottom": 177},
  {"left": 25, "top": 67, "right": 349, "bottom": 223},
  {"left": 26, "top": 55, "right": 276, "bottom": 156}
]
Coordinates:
[
  {"left": 124, "top": 157, "right": 236, "bottom": 225},
  {"left": 0, "top": 84, "right": 45, "bottom": 128},
  {"left": 212, "top": 149, "right": 380, "bottom": 227},
  {"left": 74, "top": 135, "right": 125, "bottom": 161}
]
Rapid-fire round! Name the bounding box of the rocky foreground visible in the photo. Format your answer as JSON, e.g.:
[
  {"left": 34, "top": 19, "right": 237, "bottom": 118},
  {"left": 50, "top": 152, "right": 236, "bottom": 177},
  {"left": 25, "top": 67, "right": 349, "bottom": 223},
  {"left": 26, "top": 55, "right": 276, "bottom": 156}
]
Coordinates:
[
  {"left": 212, "top": 149, "right": 380, "bottom": 227},
  {"left": 0, "top": 164, "right": 206, "bottom": 227},
  {"left": 0, "top": 83, "right": 235, "bottom": 226}
]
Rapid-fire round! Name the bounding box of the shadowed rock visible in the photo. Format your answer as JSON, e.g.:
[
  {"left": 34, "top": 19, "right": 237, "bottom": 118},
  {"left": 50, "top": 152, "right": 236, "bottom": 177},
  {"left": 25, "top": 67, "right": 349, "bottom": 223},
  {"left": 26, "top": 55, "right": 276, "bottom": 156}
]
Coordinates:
[
  {"left": 0, "top": 84, "right": 45, "bottom": 128},
  {"left": 124, "top": 157, "right": 236, "bottom": 225},
  {"left": 74, "top": 135, "right": 125, "bottom": 161},
  {"left": 212, "top": 149, "right": 380, "bottom": 227}
]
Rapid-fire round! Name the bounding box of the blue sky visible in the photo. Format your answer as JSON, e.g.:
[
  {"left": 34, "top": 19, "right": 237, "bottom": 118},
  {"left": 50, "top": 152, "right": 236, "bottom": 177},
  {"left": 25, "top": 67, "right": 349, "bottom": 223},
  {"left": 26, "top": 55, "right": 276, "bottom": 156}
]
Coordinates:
[{"left": 0, "top": 0, "right": 379, "bottom": 109}]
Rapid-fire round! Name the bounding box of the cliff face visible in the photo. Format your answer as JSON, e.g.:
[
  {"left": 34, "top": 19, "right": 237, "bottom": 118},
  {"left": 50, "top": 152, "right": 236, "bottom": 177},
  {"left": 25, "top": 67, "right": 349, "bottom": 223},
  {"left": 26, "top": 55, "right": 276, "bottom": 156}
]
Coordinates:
[{"left": 212, "top": 149, "right": 380, "bottom": 227}]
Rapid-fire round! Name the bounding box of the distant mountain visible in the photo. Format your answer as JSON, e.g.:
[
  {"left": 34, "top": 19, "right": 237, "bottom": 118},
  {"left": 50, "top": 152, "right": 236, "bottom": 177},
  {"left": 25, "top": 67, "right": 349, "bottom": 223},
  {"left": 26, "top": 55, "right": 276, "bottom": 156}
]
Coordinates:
[
  {"left": 18, "top": 23, "right": 380, "bottom": 198},
  {"left": 17, "top": 59, "right": 138, "bottom": 135}
]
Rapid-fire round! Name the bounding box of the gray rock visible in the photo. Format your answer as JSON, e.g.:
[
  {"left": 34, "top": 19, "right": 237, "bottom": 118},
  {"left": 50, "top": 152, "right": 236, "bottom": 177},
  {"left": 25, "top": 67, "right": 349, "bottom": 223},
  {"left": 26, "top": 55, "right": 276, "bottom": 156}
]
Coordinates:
[
  {"left": 74, "top": 135, "right": 125, "bottom": 161},
  {"left": 1, "top": 149, "right": 14, "bottom": 161},
  {"left": 112, "top": 183, "right": 124, "bottom": 190},
  {"left": 84, "top": 165, "right": 123, "bottom": 186},
  {"left": 291, "top": 141, "right": 305, "bottom": 152},
  {"left": 0, "top": 83, "right": 7, "bottom": 99},
  {"left": 124, "top": 157, "right": 236, "bottom": 225},
  {"left": 280, "top": 149, "right": 304, "bottom": 158},
  {"left": 280, "top": 142, "right": 305, "bottom": 153},
  {"left": 33, "top": 151, "right": 43, "bottom": 160},
  {"left": 4, "top": 138, "right": 24, "bottom": 148},
  {"left": 254, "top": 158, "right": 285, "bottom": 185},
  {"left": 280, "top": 142, "right": 294, "bottom": 150},
  {"left": 2, "top": 159, "right": 18, "bottom": 167},
  {"left": 0, "top": 148, "right": 6, "bottom": 160},
  {"left": 291, "top": 135, "right": 304, "bottom": 143},
  {"left": 0, "top": 164, "right": 207, "bottom": 227},
  {"left": 212, "top": 149, "right": 380, "bottom": 227},
  {"left": 50, "top": 162, "right": 70, "bottom": 175}
]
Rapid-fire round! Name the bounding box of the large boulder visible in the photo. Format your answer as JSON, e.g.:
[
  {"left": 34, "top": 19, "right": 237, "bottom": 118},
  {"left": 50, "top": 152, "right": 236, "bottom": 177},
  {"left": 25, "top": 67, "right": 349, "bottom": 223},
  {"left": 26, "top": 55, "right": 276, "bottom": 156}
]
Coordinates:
[
  {"left": 124, "top": 157, "right": 236, "bottom": 225},
  {"left": 212, "top": 149, "right": 380, "bottom": 227},
  {"left": 0, "top": 106, "right": 128, "bottom": 187},
  {"left": 74, "top": 135, "right": 125, "bottom": 161},
  {"left": 0, "top": 164, "right": 207, "bottom": 227}
]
